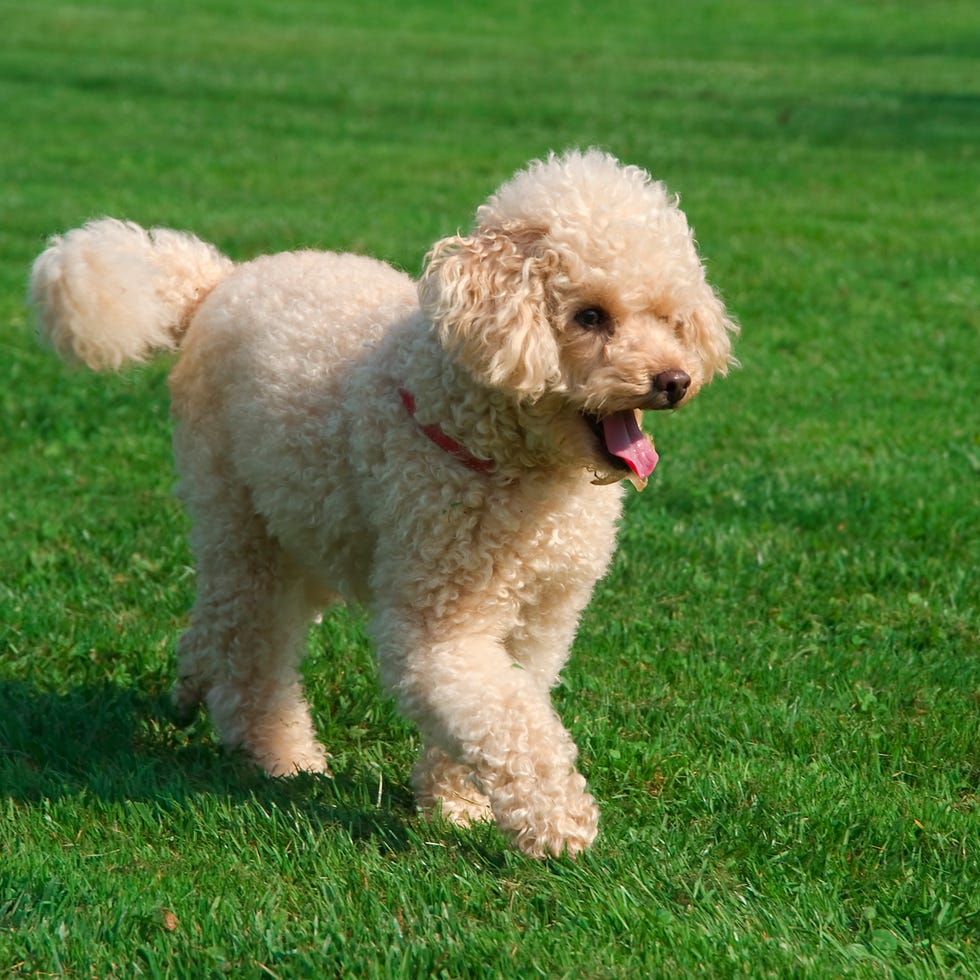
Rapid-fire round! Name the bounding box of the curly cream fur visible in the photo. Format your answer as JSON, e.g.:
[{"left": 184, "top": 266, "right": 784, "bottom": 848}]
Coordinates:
[
  {"left": 29, "top": 149, "right": 736, "bottom": 858},
  {"left": 30, "top": 219, "right": 233, "bottom": 370}
]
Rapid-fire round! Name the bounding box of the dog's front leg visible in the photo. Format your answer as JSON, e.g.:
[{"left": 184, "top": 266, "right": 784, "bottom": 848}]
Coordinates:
[{"left": 372, "top": 610, "right": 599, "bottom": 858}]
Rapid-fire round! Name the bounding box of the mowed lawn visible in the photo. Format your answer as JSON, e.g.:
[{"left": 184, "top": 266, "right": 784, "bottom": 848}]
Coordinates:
[{"left": 1, "top": 1, "right": 978, "bottom": 976}]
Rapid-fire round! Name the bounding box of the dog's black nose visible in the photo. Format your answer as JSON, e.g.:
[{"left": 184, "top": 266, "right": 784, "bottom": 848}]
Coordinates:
[{"left": 651, "top": 370, "right": 691, "bottom": 407}]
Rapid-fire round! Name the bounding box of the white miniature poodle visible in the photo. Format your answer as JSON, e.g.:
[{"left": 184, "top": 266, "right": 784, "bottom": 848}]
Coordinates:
[{"left": 30, "top": 149, "right": 737, "bottom": 857}]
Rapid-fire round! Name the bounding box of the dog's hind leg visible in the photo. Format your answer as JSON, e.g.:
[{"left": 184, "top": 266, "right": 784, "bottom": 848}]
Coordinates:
[
  {"left": 179, "top": 560, "right": 329, "bottom": 777},
  {"left": 172, "top": 452, "right": 328, "bottom": 775}
]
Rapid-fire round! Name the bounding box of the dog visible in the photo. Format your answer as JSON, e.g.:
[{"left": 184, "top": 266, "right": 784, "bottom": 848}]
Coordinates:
[{"left": 30, "top": 149, "right": 737, "bottom": 857}]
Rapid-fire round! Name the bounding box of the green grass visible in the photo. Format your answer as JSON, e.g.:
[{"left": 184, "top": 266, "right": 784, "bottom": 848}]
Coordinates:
[{"left": 2, "top": 0, "right": 979, "bottom": 975}]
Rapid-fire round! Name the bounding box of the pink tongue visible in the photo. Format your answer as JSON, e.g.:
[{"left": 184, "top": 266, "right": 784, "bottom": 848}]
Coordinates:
[{"left": 601, "top": 411, "right": 659, "bottom": 478}]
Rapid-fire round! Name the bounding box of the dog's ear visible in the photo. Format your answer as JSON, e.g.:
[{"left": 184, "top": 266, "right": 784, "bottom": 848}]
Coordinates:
[
  {"left": 419, "top": 228, "right": 561, "bottom": 400},
  {"left": 675, "top": 287, "right": 740, "bottom": 382}
]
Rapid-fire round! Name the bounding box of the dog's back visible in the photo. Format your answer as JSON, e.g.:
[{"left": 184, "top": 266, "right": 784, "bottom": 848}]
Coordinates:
[{"left": 168, "top": 248, "right": 419, "bottom": 598}]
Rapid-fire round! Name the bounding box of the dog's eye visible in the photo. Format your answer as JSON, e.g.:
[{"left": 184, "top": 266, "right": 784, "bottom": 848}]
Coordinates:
[{"left": 574, "top": 307, "right": 610, "bottom": 330}]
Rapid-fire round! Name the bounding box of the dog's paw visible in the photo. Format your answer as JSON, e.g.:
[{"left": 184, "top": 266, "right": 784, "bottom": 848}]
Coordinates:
[
  {"left": 412, "top": 745, "right": 493, "bottom": 826},
  {"left": 170, "top": 697, "right": 201, "bottom": 729},
  {"left": 491, "top": 773, "right": 599, "bottom": 859},
  {"left": 171, "top": 678, "right": 206, "bottom": 728},
  {"left": 420, "top": 791, "right": 494, "bottom": 828},
  {"left": 262, "top": 747, "right": 332, "bottom": 778},
  {"left": 508, "top": 800, "right": 599, "bottom": 859},
  {"left": 413, "top": 773, "right": 493, "bottom": 827}
]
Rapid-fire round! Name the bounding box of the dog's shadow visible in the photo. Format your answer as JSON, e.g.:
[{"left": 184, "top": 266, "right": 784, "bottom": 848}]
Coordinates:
[{"left": 0, "top": 679, "right": 419, "bottom": 854}]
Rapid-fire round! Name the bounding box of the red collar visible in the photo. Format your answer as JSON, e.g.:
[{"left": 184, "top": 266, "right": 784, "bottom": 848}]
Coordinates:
[{"left": 399, "top": 388, "right": 494, "bottom": 474}]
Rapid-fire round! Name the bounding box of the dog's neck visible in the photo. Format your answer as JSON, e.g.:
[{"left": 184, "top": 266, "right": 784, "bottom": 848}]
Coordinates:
[
  {"left": 386, "top": 326, "right": 608, "bottom": 492},
  {"left": 398, "top": 387, "right": 494, "bottom": 474},
  {"left": 395, "top": 327, "right": 579, "bottom": 478}
]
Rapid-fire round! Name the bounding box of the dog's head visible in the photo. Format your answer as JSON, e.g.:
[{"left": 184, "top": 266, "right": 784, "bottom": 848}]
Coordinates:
[{"left": 419, "top": 149, "right": 738, "bottom": 486}]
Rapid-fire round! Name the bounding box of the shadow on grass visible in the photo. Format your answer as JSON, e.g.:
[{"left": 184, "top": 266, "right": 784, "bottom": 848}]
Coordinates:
[{"left": 0, "top": 679, "right": 416, "bottom": 853}]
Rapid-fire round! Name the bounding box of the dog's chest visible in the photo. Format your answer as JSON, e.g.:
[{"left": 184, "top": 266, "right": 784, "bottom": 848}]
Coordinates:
[
  {"left": 415, "top": 476, "right": 624, "bottom": 594},
  {"left": 516, "top": 481, "right": 622, "bottom": 579}
]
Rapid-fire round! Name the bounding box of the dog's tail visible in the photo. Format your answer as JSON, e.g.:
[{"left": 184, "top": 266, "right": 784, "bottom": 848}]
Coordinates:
[{"left": 29, "top": 218, "right": 234, "bottom": 370}]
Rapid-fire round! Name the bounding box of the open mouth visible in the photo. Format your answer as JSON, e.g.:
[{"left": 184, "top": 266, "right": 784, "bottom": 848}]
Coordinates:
[{"left": 582, "top": 409, "right": 659, "bottom": 486}]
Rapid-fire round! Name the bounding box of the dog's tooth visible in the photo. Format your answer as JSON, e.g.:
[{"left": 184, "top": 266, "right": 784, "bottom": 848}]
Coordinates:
[{"left": 625, "top": 472, "right": 648, "bottom": 492}]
